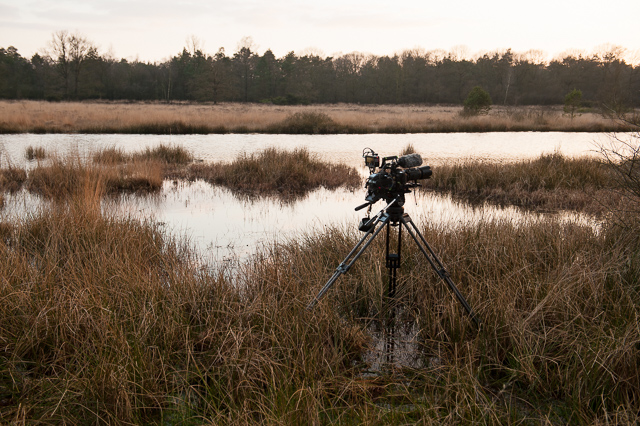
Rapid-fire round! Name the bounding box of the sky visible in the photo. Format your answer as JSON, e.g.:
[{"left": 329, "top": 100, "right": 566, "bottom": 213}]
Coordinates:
[{"left": 2, "top": 0, "right": 640, "bottom": 63}]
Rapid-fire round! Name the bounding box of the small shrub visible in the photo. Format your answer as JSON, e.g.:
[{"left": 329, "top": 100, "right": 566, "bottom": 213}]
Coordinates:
[
  {"left": 564, "top": 88, "right": 583, "bottom": 119},
  {"left": 400, "top": 144, "right": 416, "bottom": 156},
  {"left": 462, "top": 86, "right": 492, "bottom": 116},
  {"left": 269, "top": 112, "right": 339, "bottom": 134}
]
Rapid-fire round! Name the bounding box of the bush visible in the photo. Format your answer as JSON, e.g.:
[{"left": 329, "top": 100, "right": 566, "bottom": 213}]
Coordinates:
[
  {"left": 269, "top": 112, "right": 339, "bottom": 134},
  {"left": 564, "top": 88, "right": 583, "bottom": 119},
  {"left": 462, "top": 86, "right": 492, "bottom": 116}
]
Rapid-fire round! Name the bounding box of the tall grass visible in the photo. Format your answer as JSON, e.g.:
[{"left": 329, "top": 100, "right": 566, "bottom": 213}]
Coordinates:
[
  {"left": 1, "top": 142, "right": 639, "bottom": 422},
  {"left": 1, "top": 188, "right": 638, "bottom": 422},
  {"left": 27, "top": 155, "right": 164, "bottom": 199},
  {"left": 0, "top": 166, "right": 27, "bottom": 193},
  {"left": 187, "top": 147, "right": 361, "bottom": 196},
  {"left": 0, "top": 101, "right": 633, "bottom": 134},
  {"left": 422, "top": 152, "right": 617, "bottom": 213}
]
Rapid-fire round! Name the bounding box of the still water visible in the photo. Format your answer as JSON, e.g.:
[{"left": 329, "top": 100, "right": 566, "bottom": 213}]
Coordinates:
[
  {"left": 0, "top": 132, "right": 608, "bottom": 168},
  {"left": 0, "top": 132, "right": 605, "bottom": 262}
]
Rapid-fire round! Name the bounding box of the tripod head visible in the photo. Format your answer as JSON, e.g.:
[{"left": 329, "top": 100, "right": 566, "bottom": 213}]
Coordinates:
[{"left": 356, "top": 148, "right": 433, "bottom": 212}]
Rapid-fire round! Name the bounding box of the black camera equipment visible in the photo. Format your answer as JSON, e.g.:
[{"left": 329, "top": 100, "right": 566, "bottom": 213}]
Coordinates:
[{"left": 307, "top": 148, "right": 480, "bottom": 328}]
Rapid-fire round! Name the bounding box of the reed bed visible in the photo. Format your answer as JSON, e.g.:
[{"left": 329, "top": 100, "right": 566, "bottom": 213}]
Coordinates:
[
  {"left": 184, "top": 147, "right": 361, "bottom": 197},
  {"left": 0, "top": 166, "right": 27, "bottom": 193},
  {"left": 0, "top": 100, "right": 631, "bottom": 134},
  {"left": 0, "top": 175, "right": 638, "bottom": 423},
  {"left": 422, "top": 152, "right": 618, "bottom": 213},
  {"left": 27, "top": 156, "right": 164, "bottom": 199}
]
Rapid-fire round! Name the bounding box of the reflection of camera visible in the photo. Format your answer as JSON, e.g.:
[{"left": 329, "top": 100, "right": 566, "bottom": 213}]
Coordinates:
[{"left": 361, "top": 147, "right": 432, "bottom": 208}]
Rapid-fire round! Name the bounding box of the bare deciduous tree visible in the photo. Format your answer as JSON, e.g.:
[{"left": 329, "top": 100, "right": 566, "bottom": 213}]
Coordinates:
[{"left": 48, "top": 30, "right": 97, "bottom": 98}]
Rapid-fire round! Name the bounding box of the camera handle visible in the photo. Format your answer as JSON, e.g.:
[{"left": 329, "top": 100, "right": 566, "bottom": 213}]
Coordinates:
[{"left": 306, "top": 201, "right": 481, "bottom": 329}]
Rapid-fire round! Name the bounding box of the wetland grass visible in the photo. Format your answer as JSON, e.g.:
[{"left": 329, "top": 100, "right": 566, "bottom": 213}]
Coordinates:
[
  {"left": 0, "top": 166, "right": 27, "bottom": 193},
  {"left": 1, "top": 180, "right": 638, "bottom": 423},
  {"left": 1, "top": 141, "right": 639, "bottom": 422},
  {"left": 186, "top": 146, "right": 361, "bottom": 196},
  {"left": 0, "top": 100, "right": 634, "bottom": 134},
  {"left": 24, "top": 145, "right": 46, "bottom": 161},
  {"left": 422, "top": 152, "right": 618, "bottom": 213},
  {"left": 27, "top": 155, "right": 164, "bottom": 199}
]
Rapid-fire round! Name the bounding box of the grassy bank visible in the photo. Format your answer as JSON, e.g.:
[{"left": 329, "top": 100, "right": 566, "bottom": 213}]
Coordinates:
[
  {"left": 0, "top": 145, "right": 358, "bottom": 200},
  {"left": 421, "top": 152, "right": 620, "bottom": 214},
  {"left": 0, "top": 173, "right": 639, "bottom": 423},
  {"left": 181, "top": 147, "right": 361, "bottom": 197},
  {"left": 0, "top": 100, "right": 633, "bottom": 134}
]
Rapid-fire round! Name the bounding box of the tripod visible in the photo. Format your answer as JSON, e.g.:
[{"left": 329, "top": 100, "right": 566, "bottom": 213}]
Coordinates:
[{"left": 307, "top": 198, "right": 481, "bottom": 329}]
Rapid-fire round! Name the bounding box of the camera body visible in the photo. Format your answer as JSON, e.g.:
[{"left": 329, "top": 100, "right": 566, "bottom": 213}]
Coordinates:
[{"left": 362, "top": 148, "right": 432, "bottom": 207}]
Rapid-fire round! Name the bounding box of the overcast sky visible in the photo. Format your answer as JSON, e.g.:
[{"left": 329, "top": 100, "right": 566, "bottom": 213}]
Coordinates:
[{"left": 2, "top": 0, "right": 639, "bottom": 63}]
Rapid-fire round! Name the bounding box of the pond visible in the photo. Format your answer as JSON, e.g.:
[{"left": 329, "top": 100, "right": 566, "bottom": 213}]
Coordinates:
[{"left": 0, "top": 132, "right": 607, "bottom": 264}]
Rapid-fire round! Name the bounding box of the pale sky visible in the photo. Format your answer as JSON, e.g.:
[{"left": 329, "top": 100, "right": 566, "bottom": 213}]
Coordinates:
[{"left": 2, "top": 0, "right": 639, "bottom": 63}]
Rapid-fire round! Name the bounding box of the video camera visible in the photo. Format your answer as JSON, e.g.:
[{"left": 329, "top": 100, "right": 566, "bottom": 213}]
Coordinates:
[{"left": 357, "top": 147, "right": 432, "bottom": 211}]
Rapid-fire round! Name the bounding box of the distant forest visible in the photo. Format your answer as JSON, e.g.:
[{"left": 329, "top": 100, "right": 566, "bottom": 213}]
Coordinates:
[{"left": 1, "top": 31, "right": 639, "bottom": 108}]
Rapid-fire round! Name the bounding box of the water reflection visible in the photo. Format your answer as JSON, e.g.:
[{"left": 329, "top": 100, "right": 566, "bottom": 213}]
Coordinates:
[
  {"left": 1, "top": 132, "right": 603, "bottom": 263},
  {"left": 1, "top": 132, "right": 608, "bottom": 169},
  {"left": 101, "top": 180, "right": 597, "bottom": 263}
]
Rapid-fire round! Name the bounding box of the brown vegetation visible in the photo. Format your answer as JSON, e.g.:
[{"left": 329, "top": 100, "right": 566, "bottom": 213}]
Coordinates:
[
  {"left": 0, "top": 100, "right": 631, "bottom": 134},
  {"left": 182, "top": 147, "right": 361, "bottom": 197},
  {"left": 0, "top": 166, "right": 27, "bottom": 193},
  {"left": 1, "top": 134, "right": 640, "bottom": 422},
  {"left": 0, "top": 167, "right": 639, "bottom": 422},
  {"left": 421, "top": 152, "right": 618, "bottom": 213},
  {"left": 24, "top": 145, "right": 46, "bottom": 160},
  {"left": 27, "top": 156, "right": 164, "bottom": 199}
]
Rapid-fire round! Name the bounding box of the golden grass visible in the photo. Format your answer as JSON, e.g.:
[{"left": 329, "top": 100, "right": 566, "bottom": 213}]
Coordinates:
[
  {"left": 422, "top": 152, "right": 619, "bottom": 213},
  {"left": 183, "top": 147, "right": 361, "bottom": 198},
  {"left": 27, "top": 156, "right": 164, "bottom": 199},
  {"left": 0, "top": 100, "right": 630, "bottom": 134},
  {"left": 1, "top": 141, "right": 639, "bottom": 422},
  {"left": 0, "top": 166, "right": 27, "bottom": 193},
  {"left": 0, "top": 179, "right": 639, "bottom": 423}
]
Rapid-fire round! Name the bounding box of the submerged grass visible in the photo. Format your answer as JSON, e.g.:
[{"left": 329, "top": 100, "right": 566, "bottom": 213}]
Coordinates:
[
  {"left": 0, "top": 175, "right": 639, "bottom": 422},
  {"left": 422, "top": 152, "right": 618, "bottom": 213}
]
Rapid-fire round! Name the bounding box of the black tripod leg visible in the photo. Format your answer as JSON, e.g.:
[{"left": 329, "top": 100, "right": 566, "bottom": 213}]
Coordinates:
[
  {"left": 400, "top": 214, "right": 481, "bottom": 328},
  {"left": 306, "top": 214, "right": 391, "bottom": 310}
]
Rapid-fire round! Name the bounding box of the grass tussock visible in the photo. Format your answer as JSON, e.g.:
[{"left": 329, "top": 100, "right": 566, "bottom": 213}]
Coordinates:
[
  {"left": 1, "top": 183, "right": 639, "bottom": 422},
  {"left": 93, "top": 144, "right": 193, "bottom": 165},
  {"left": 0, "top": 101, "right": 634, "bottom": 134},
  {"left": 422, "top": 152, "right": 617, "bottom": 213},
  {"left": 0, "top": 166, "right": 27, "bottom": 193},
  {"left": 24, "top": 146, "right": 46, "bottom": 161},
  {"left": 186, "top": 147, "right": 361, "bottom": 196},
  {"left": 27, "top": 156, "right": 163, "bottom": 199}
]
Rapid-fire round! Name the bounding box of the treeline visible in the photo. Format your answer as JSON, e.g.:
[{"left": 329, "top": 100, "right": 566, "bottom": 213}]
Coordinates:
[{"left": 1, "top": 31, "right": 639, "bottom": 108}]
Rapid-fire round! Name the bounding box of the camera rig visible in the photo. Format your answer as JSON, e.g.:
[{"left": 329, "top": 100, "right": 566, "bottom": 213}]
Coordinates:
[{"left": 307, "top": 148, "right": 480, "bottom": 329}]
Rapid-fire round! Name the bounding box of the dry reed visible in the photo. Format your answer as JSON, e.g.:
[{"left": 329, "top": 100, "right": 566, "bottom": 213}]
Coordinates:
[
  {"left": 185, "top": 147, "right": 361, "bottom": 197},
  {"left": 1, "top": 144, "right": 639, "bottom": 423},
  {"left": 0, "top": 187, "right": 638, "bottom": 423},
  {"left": 0, "top": 166, "right": 27, "bottom": 193},
  {"left": 0, "top": 100, "right": 631, "bottom": 134},
  {"left": 422, "top": 152, "right": 618, "bottom": 213}
]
